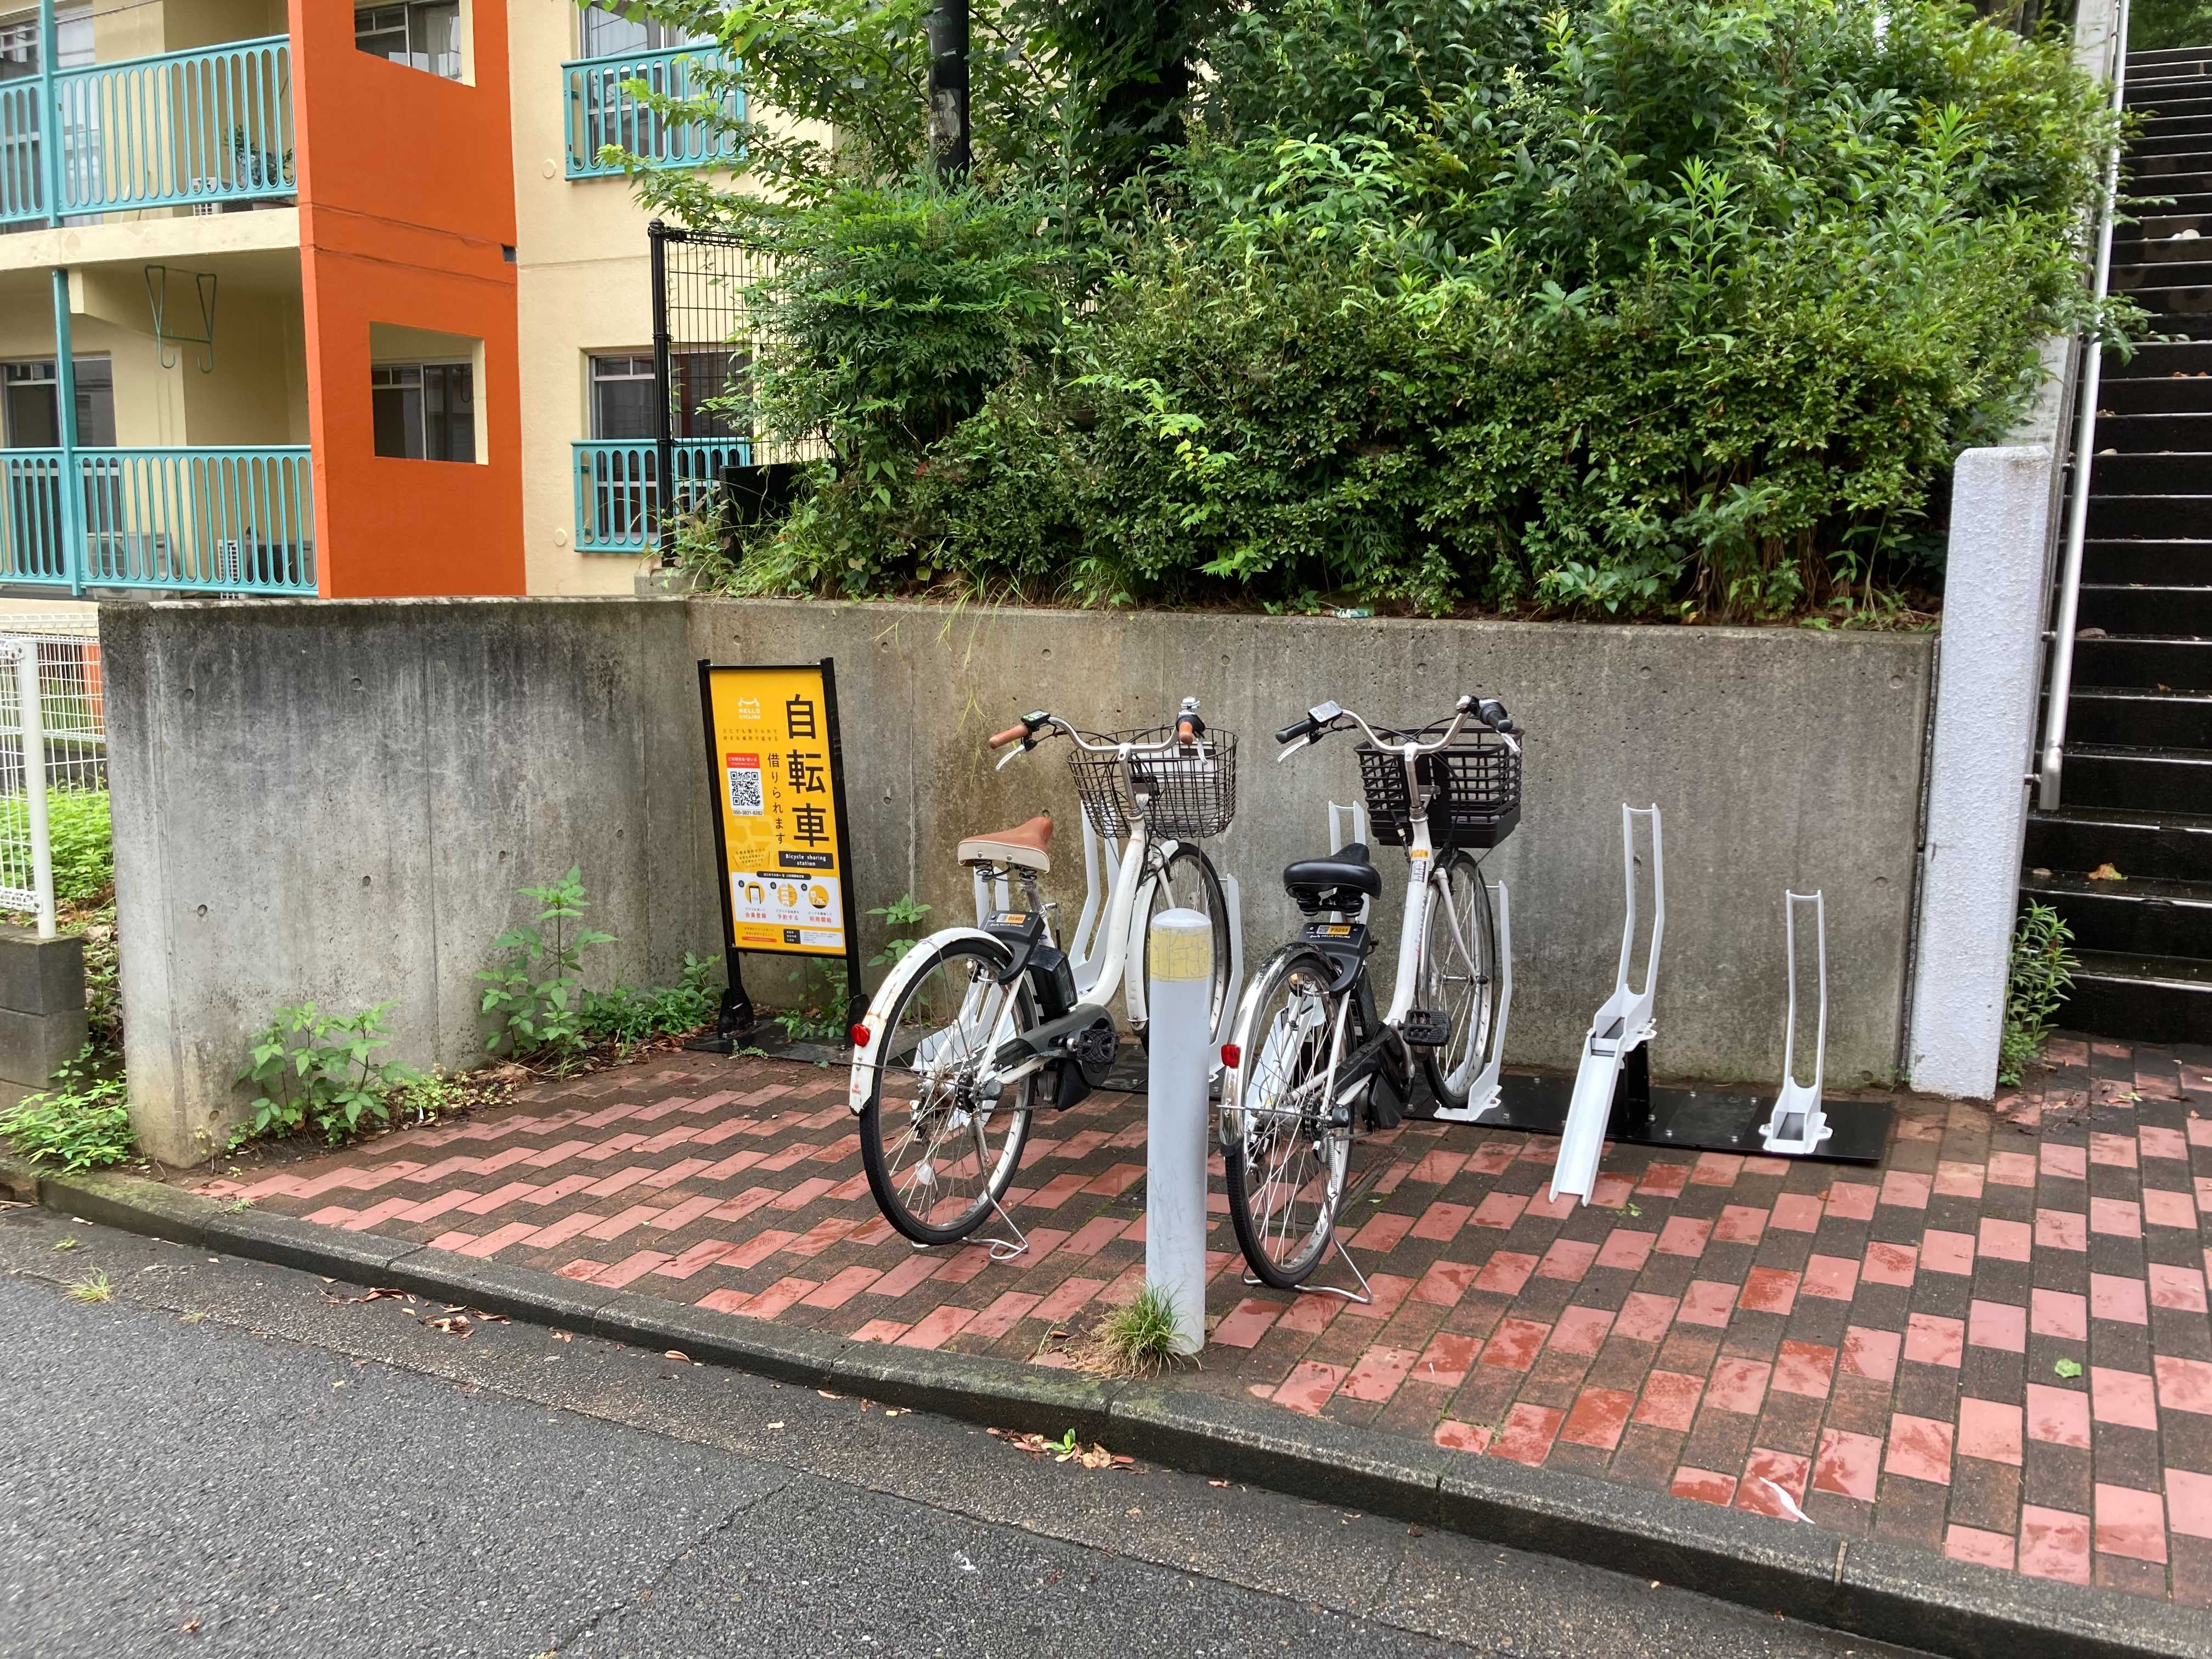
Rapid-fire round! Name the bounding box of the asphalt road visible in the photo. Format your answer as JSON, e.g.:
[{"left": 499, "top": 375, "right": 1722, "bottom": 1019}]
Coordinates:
[{"left": 0, "top": 1201, "right": 1926, "bottom": 1659}]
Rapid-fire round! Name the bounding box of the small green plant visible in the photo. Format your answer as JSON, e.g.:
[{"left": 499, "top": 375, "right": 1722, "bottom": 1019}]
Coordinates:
[
  {"left": 580, "top": 953, "right": 721, "bottom": 1049},
  {"left": 79, "top": 902, "right": 120, "bottom": 1052},
  {"left": 2000, "top": 902, "right": 2077, "bottom": 1087},
  {"left": 50, "top": 1236, "right": 78, "bottom": 1251},
  {"left": 0, "top": 788, "right": 114, "bottom": 907},
  {"left": 1081, "top": 1284, "right": 1188, "bottom": 1379},
  {"left": 0, "top": 1045, "right": 133, "bottom": 1171},
  {"left": 477, "top": 867, "right": 615, "bottom": 1060},
  {"left": 774, "top": 962, "right": 850, "bottom": 1043},
  {"left": 236, "top": 1002, "right": 418, "bottom": 1146},
  {"left": 867, "top": 893, "right": 931, "bottom": 968},
  {"left": 67, "top": 1269, "right": 112, "bottom": 1303}
]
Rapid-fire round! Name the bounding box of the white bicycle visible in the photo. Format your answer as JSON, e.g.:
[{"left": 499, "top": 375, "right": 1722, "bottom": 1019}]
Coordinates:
[
  {"left": 1219, "top": 693, "right": 1521, "bottom": 1289},
  {"left": 847, "top": 699, "right": 1241, "bottom": 1248}
]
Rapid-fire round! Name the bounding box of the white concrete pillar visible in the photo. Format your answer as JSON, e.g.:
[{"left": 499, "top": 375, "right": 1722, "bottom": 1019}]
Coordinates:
[
  {"left": 1144, "top": 907, "right": 1212, "bottom": 1355},
  {"left": 1907, "top": 444, "right": 2055, "bottom": 1099}
]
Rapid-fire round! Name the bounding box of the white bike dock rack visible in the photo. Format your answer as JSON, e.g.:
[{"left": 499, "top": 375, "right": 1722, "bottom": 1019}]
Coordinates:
[
  {"left": 1759, "top": 891, "right": 1831, "bottom": 1156},
  {"left": 1550, "top": 805, "right": 1663, "bottom": 1206}
]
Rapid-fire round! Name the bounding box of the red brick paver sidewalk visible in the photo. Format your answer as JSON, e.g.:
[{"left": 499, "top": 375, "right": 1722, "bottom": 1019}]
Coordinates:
[{"left": 196, "top": 1036, "right": 2212, "bottom": 1605}]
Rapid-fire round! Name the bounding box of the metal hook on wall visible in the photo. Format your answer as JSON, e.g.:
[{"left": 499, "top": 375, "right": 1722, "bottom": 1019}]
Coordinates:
[{"left": 144, "top": 266, "right": 218, "bottom": 374}]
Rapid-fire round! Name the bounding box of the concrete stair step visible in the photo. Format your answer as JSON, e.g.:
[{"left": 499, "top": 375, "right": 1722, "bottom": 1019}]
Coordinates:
[
  {"left": 2052, "top": 949, "right": 2212, "bottom": 1044},
  {"left": 2075, "top": 582, "right": 2212, "bottom": 635},
  {"left": 2080, "top": 538, "right": 2212, "bottom": 585},
  {"left": 2100, "top": 374, "right": 2212, "bottom": 414},
  {"left": 2062, "top": 743, "right": 2212, "bottom": 814},
  {"left": 2084, "top": 493, "right": 2212, "bottom": 538},
  {"left": 2025, "top": 804, "right": 2212, "bottom": 884},
  {"left": 2090, "top": 412, "right": 2212, "bottom": 451},
  {"left": 2083, "top": 450, "right": 2212, "bottom": 492},
  {"left": 2068, "top": 635, "right": 2212, "bottom": 691},
  {"left": 2019, "top": 869, "right": 2212, "bottom": 958},
  {"left": 2050, "top": 687, "right": 2212, "bottom": 748}
]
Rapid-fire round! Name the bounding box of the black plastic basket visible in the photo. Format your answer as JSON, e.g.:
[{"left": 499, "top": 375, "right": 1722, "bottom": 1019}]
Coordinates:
[
  {"left": 1066, "top": 727, "right": 1239, "bottom": 842},
  {"left": 1356, "top": 728, "right": 1522, "bottom": 849}
]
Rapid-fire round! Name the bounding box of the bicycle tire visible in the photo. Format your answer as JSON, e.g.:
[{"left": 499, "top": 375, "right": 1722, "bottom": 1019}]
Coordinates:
[
  {"left": 1221, "top": 943, "right": 1352, "bottom": 1289},
  {"left": 1420, "top": 850, "right": 1501, "bottom": 1112},
  {"left": 857, "top": 934, "right": 1037, "bottom": 1246},
  {"left": 1137, "top": 842, "right": 1232, "bottom": 1051}
]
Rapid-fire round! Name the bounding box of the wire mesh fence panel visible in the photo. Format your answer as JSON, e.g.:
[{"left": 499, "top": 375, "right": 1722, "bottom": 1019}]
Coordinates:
[
  {"left": 0, "top": 617, "right": 106, "bottom": 933},
  {"left": 659, "top": 227, "right": 830, "bottom": 470}
]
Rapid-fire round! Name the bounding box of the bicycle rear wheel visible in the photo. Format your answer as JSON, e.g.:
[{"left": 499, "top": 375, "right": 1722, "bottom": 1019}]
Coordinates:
[
  {"left": 1221, "top": 944, "right": 1352, "bottom": 1289},
  {"left": 857, "top": 935, "right": 1037, "bottom": 1246},
  {"left": 1138, "top": 843, "right": 1232, "bottom": 1049},
  {"left": 1420, "top": 850, "right": 1502, "bottom": 1112}
]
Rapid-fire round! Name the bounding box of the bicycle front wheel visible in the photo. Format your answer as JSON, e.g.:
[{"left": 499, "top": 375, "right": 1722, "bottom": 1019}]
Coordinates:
[
  {"left": 857, "top": 935, "right": 1037, "bottom": 1246},
  {"left": 1222, "top": 944, "right": 1352, "bottom": 1289},
  {"left": 1137, "top": 843, "right": 1232, "bottom": 1049},
  {"left": 1420, "top": 851, "right": 1502, "bottom": 1112}
]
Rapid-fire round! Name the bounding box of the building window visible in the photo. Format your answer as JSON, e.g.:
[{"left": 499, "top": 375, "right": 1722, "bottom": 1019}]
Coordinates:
[
  {"left": 355, "top": 2, "right": 462, "bottom": 80},
  {"left": 589, "top": 351, "right": 740, "bottom": 441},
  {"left": 577, "top": 4, "right": 711, "bottom": 59},
  {"left": 1, "top": 358, "right": 115, "bottom": 448},
  {"left": 371, "top": 362, "right": 475, "bottom": 461}
]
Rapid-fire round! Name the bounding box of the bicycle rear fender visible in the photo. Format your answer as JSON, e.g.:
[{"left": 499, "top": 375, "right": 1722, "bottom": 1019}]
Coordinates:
[{"left": 845, "top": 926, "right": 1002, "bottom": 1115}]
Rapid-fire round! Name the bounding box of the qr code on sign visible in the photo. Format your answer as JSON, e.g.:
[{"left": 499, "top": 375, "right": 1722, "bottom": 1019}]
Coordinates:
[{"left": 726, "top": 755, "right": 764, "bottom": 816}]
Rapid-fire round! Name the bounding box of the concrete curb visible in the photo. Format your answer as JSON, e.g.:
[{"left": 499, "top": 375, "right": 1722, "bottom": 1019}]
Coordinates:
[{"left": 16, "top": 1157, "right": 2205, "bottom": 1659}]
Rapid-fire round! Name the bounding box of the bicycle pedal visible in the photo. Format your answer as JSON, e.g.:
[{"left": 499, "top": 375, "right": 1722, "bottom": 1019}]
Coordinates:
[{"left": 1400, "top": 1009, "right": 1452, "bottom": 1048}]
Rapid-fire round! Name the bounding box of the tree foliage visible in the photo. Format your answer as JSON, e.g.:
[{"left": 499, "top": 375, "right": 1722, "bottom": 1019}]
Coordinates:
[{"left": 627, "top": 0, "right": 2125, "bottom": 621}]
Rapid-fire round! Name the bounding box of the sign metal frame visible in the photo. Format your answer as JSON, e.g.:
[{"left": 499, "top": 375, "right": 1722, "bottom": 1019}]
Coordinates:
[{"left": 692, "top": 657, "right": 866, "bottom": 1050}]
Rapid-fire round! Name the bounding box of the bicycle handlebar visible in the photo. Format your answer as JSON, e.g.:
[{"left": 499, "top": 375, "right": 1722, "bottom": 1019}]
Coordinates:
[
  {"left": 988, "top": 698, "right": 1213, "bottom": 769},
  {"left": 1274, "top": 693, "right": 1521, "bottom": 763}
]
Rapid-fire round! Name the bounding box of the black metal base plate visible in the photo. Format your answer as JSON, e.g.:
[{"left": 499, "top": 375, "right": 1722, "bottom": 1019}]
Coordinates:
[{"left": 1470, "top": 1066, "right": 1889, "bottom": 1165}]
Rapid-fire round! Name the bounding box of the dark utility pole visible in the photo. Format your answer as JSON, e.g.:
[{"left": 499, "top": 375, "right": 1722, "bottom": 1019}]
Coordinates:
[{"left": 926, "top": 0, "right": 971, "bottom": 179}]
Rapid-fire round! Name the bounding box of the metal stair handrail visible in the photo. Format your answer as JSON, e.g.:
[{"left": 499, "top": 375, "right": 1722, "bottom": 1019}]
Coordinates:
[{"left": 2038, "top": 0, "right": 2132, "bottom": 813}]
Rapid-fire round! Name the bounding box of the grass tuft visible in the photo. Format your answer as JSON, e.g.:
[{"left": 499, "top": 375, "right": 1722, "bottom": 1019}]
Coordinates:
[{"left": 1074, "top": 1284, "right": 1192, "bottom": 1379}]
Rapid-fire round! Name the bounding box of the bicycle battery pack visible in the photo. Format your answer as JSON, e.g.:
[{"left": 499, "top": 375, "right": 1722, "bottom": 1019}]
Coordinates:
[{"left": 985, "top": 911, "right": 1079, "bottom": 1019}]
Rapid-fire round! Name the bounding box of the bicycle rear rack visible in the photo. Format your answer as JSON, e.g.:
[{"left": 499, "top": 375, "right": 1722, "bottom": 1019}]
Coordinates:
[{"left": 1551, "top": 804, "right": 1663, "bottom": 1206}]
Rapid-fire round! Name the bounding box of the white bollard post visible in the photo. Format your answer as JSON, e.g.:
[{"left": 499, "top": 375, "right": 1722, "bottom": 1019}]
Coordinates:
[
  {"left": 14, "top": 645, "right": 52, "bottom": 941},
  {"left": 1146, "top": 907, "right": 1212, "bottom": 1356}
]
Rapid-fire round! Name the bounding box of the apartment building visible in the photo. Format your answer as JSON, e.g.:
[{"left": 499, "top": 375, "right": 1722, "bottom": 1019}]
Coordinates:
[{"left": 0, "top": 0, "right": 737, "bottom": 601}]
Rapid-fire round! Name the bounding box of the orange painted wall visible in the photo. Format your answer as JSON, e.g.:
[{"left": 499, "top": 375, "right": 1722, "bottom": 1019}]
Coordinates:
[{"left": 289, "top": 0, "right": 526, "bottom": 597}]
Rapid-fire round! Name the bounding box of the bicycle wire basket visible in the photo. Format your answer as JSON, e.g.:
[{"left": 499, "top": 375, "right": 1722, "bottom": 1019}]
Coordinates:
[
  {"left": 1066, "top": 726, "right": 1239, "bottom": 842},
  {"left": 1356, "top": 724, "right": 1523, "bottom": 849}
]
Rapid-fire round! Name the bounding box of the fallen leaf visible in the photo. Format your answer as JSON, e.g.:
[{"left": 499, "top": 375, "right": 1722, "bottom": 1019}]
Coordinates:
[
  {"left": 425, "top": 1314, "right": 473, "bottom": 1338},
  {"left": 2055, "top": 1357, "right": 2084, "bottom": 1379},
  {"left": 818, "top": 1390, "right": 843, "bottom": 1400},
  {"left": 765, "top": 1421, "right": 786, "bottom": 1430},
  {"left": 664, "top": 1350, "right": 691, "bottom": 1363},
  {"left": 1207, "top": 1479, "right": 1229, "bottom": 1488},
  {"left": 2088, "top": 864, "right": 2126, "bottom": 882},
  {"left": 550, "top": 1330, "right": 573, "bottom": 1342}
]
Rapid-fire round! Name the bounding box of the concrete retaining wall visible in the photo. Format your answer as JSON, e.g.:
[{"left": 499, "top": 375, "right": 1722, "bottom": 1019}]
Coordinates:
[
  {"left": 105, "top": 595, "right": 1933, "bottom": 1165},
  {"left": 687, "top": 600, "right": 1932, "bottom": 1091},
  {"left": 105, "top": 599, "right": 709, "bottom": 1165}
]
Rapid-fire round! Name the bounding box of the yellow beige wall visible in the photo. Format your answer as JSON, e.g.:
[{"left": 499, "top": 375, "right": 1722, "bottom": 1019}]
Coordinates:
[
  {"left": 508, "top": 0, "right": 656, "bottom": 595},
  {"left": 0, "top": 264, "right": 304, "bottom": 448}
]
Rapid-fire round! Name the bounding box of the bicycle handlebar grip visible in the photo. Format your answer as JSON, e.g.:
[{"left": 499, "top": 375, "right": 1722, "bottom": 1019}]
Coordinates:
[
  {"left": 1175, "top": 714, "right": 1205, "bottom": 745},
  {"left": 986, "top": 723, "right": 1030, "bottom": 751},
  {"left": 1275, "top": 716, "right": 1318, "bottom": 746}
]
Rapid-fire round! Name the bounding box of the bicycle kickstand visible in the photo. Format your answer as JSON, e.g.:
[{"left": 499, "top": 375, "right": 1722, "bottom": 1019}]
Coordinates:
[{"left": 913, "top": 1190, "right": 1031, "bottom": 1264}]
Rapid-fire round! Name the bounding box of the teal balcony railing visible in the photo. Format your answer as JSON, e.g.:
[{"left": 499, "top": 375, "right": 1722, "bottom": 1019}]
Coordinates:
[
  {"left": 573, "top": 438, "right": 749, "bottom": 552},
  {"left": 0, "top": 448, "right": 314, "bottom": 594},
  {"left": 0, "top": 36, "right": 295, "bottom": 227},
  {"left": 562, "top": 44, "right": 739, "bottom": 179}
]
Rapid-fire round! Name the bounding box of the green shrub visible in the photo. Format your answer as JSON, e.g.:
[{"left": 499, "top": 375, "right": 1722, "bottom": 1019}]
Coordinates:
[
  {"left": 581, "top": 952, "right": 722, "bottom": 1048},
  {"left": 0, "top": 1045, "right": 132, "bottom": 1171},
  {"left": 0, "top": 788, "right": 113, "bottom": 908},
  {"left": 477, "top": 867, "right": 615, "bottom": 1060},
  {"left": 646, "top": 0, "right": 2125, "bottom": 622},
  {"left": 2000, "top": 901, "right": 2077, "bottom": 1087},
  {"left": 236, "top": 1002, "right": 419, "bottom": 1146}
]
